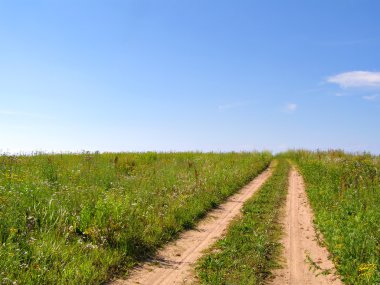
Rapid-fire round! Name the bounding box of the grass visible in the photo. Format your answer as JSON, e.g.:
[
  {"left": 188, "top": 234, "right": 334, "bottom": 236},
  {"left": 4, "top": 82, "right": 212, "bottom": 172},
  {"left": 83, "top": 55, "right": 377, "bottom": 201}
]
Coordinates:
[
  {"left": 0, "top": 151, "right": 271, "bottom": 285},
  {"left": 286, "top": 150, "right": 380, "bottom": 285},
  {"left": 196, "top": 159, "right": 290, "bottom": 284}
]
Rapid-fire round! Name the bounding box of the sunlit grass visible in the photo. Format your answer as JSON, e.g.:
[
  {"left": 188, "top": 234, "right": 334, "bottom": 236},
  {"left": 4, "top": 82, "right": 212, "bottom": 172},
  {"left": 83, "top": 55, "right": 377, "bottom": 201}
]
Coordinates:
[
  {"left": 0, "top": 151, "right": 271, "bottom": 284},
  {"left": 286, "top": 150, "right": 380, "bottom": 285},
  {"left": 196, "top": 159, "right": 290, "bottom": 284}
]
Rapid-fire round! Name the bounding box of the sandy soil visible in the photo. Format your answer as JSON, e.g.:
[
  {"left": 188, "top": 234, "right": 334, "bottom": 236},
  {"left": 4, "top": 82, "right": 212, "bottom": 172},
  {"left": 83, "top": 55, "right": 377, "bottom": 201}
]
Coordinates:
[
  {"left": 111, "top": 167, "right": 273, "bottom": 285},
  {"left": 270, "top": 168, "right": 342, "bottom": 285}
]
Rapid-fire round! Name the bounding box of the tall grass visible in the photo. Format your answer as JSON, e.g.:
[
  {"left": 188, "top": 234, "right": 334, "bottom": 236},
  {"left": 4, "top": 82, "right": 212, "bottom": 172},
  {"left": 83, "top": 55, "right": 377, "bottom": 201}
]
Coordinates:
[
  {"left": 0, "top": 152, "right": 271, "bottom": 284},
  {"left": 196, "top": 159, "right": 290, "bottom": 284},
  {"left": 286, "top": 150, "right": 380, "bottom": 284}
]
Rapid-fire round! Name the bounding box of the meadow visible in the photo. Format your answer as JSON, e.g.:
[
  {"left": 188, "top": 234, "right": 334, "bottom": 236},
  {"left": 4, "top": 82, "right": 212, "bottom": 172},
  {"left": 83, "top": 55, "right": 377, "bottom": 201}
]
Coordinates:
[
  {"left": 286, "top": 150, "right": 380, "bottom": 284},
  {"left": 2, "top": 150, "right": 380, "bottom": 285},
  {"left": 0, "top": 152, "right": 271, "bottom": 285},
  {"left": 196, "top": 159, "right": 290, "bottom": 284}
]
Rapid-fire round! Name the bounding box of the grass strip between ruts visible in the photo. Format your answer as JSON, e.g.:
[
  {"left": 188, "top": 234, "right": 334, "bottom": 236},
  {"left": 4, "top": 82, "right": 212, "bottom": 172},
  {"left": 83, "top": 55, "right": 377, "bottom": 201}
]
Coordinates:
[{"left": 196, "top": 159, "right": 290, "bottom": 285}]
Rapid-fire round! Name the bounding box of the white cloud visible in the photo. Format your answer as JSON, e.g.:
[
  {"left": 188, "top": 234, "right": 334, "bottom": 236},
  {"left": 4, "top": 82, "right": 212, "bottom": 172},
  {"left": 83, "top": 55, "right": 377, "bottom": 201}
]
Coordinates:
[
  {"left": 316, "top": 39, "right": 370, "bottom": 46},
  {"left": 327, "top": 71, "right": 380, "bottom": 88},
  {"left": 218, "top": 102, "right": 245, "bottom": 111},
  {"left": 362, "top": 94, "right": 378, "bottom": 101},
  {"left": 284, "top": 103, "right": 297, "bottom": 113},
  {"left": 0, "top": 110, "right": 51, "bottom": 119}
]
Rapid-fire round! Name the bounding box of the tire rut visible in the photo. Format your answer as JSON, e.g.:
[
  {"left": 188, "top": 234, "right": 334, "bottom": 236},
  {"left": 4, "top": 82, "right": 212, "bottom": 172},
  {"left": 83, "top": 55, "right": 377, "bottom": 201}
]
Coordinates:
[
  {"left": 270, "top": 167, "right": 342, "bottom": 285},
  {"left": 111, "top": 167, "right": 273, "bottom": 285}
]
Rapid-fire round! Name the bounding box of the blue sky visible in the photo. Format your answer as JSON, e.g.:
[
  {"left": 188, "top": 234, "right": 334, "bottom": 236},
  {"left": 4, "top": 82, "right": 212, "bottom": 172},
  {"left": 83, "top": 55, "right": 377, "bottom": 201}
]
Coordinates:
[{"left": 1, "top": 0, "right": 380, "bottom": 154}]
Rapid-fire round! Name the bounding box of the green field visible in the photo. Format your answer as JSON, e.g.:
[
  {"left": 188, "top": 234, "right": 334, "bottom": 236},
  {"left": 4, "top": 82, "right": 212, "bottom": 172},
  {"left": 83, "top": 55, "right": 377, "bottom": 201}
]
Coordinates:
[
  {"left": 286, "top": 150, "right": 380, "bottom": 284},
  {"left": 0, "top": 152, "right": 271, "bottom": 284},
  {"left": 196, "top": 159, "right": 290, "bottom": 284},
  {"left": 2, "top": 150, "right": 380, "bottom": 285},
  {"left": 195, "top": 151, "right": 380, "bottom": 285}
]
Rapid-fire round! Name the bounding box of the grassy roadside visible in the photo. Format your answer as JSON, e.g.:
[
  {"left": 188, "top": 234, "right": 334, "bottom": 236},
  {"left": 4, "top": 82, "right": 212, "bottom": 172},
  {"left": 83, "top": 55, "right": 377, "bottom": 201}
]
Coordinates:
[
  {"left": 0, "top": 152, "right": 271, "bottom": 285},
  {"left": 196, "top": 159, "right": 290, "bottom": 284},
  {"left": 286, "top": 150, "right": 380, "bottom": 284}
]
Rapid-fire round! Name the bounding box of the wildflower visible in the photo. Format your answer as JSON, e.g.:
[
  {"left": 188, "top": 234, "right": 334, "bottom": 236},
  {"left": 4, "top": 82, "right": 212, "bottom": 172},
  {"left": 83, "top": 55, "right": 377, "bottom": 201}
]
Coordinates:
[
  {"left": 84, "top": 243, "right": 98, "bottom": 250},
  {"left": 358, "top": 263, "right": 376, "bottom": 280},
  {"left": 28, "top": 237, "right": 36, "bottom": 245}
]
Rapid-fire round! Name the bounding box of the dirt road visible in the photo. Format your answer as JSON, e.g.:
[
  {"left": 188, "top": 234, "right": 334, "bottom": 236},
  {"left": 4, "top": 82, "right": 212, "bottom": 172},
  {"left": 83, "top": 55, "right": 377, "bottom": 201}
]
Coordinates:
[
  {"left": 111, "top": 167, "right": 272, "bottom": 285},
  {"left": 270, "top": 168, "right": 342, "bottom": 285}
]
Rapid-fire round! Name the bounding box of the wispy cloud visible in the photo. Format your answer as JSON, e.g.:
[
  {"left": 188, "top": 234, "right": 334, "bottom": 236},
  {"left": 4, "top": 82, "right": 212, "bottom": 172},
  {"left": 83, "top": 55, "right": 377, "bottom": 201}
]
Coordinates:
[
  {"left": 362, "top": 94, "right": 379, "bottom": 101},
  {"left": 302, "top": 87, "right": 326, "bottom": 94},
  {"left": 284, "top": 103, "right": 297, "bottom": 113},
  {"left": 316, "top": 39, "right": 371, "bottom": 47},
  {"left": 218, "top": 102, "right": 246, "bottom": 111},
  {"left": 0, "top": 110, "right": 51, "bottom": 119},
  {"left": 327, "top": 71, "right": 380, "bottom": 88}
]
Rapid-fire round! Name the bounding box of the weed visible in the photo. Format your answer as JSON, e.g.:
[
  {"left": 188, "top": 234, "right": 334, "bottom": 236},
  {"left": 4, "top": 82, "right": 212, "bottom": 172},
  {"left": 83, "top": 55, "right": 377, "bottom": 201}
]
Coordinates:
[
  {"left": 0, "top": 152, "right": 271, "bottom": 284},
  {"left": 196, "top": 159, "right": 290, "bottom": 284},
  {"left": 286, "top": 150, "right": 380, "bottom": 284}
]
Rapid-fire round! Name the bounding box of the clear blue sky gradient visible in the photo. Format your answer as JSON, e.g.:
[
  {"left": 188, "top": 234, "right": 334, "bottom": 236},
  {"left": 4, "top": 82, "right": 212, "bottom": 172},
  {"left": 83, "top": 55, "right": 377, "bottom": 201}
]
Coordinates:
[{"left": 1, "top": 0, "right": 380, "bottom": 153}]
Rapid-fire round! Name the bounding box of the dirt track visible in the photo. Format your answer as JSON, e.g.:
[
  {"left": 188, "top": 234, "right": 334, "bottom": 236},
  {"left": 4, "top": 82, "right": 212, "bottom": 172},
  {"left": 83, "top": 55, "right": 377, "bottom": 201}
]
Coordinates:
[
  {"left": 111, "top": 167, "right": 272, "bottom": 285},
  {"left": 270, "top": 167, "right": 342, "bottom": 285}
]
